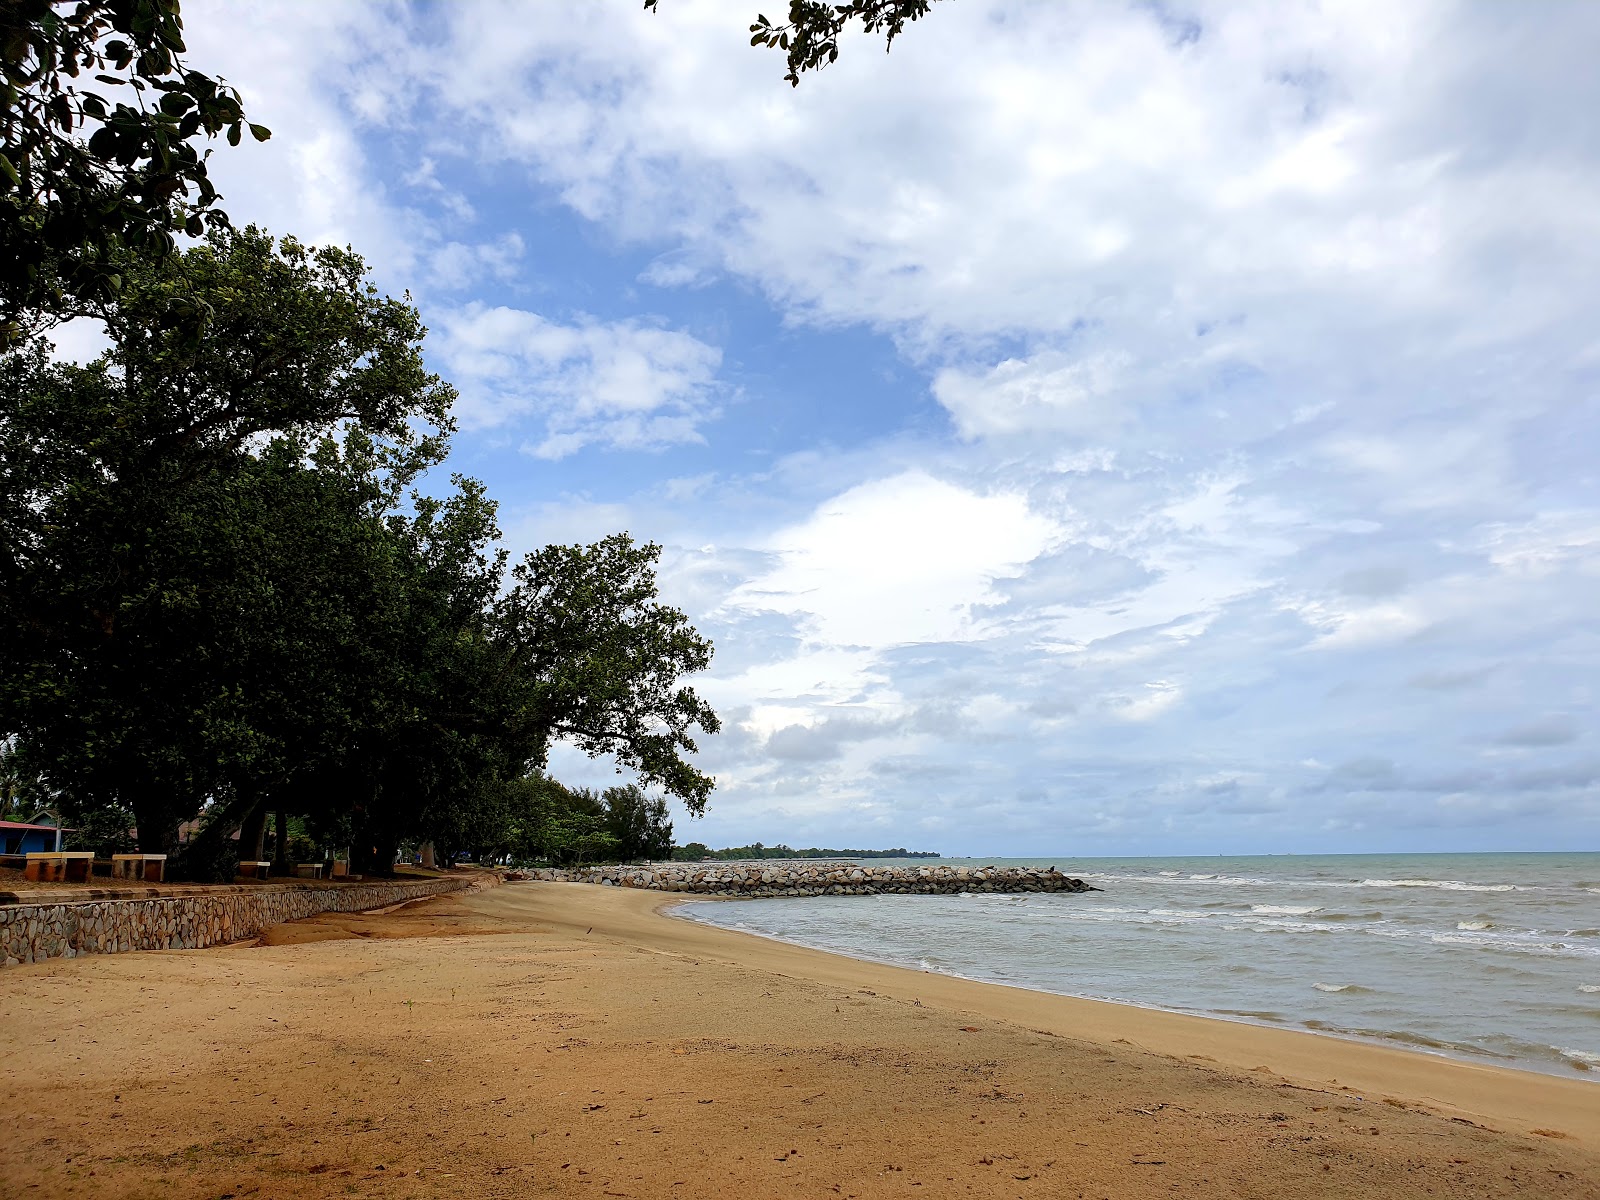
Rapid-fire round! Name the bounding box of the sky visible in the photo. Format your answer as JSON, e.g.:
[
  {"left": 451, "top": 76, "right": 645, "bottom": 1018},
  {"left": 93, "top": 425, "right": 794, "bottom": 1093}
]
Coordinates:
[{"left": 114, "top": 0, "right": 1600, "bottom": 855}]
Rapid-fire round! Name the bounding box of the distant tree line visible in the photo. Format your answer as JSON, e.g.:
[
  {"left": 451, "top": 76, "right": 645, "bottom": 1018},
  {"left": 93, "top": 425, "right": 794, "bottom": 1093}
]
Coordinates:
[
  {"left": 435, "top": 776, "right": 675, "bottom": 868},
  {"left": 1, "top": 3, "right": 718, "bottom": 880},
  {"left": 671, "top": 842, "right": 939, "bottom": 861}
]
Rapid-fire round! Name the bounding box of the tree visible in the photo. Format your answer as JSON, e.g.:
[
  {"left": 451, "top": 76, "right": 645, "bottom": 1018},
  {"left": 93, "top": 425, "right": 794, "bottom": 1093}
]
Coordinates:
[
  {"left": 6, "top": 230, "right": 721, "bottom": 879},
  {"left": 0, "top": 735, "right": 52, "bottom": 820},
  {"left": 1, "top": 0, "right": 269, "bottom": 345},
  {"left": 602, "top": 783, "right": 673, "bottom": 862},
  {"left": 492, "top": 536, "right": 721, "bottom": 814},
  {"left": 644, "top": 0, "right": 938, "bottom": 86},
  {"left": 0, "top": 225, "right": 454, "bottom": 861}
]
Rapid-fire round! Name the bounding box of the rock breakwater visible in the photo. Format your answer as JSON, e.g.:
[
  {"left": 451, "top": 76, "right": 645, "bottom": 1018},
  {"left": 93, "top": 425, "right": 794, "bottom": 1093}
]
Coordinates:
[{"left": 512, "top": 862, "right": 1095, "bottom": 897}]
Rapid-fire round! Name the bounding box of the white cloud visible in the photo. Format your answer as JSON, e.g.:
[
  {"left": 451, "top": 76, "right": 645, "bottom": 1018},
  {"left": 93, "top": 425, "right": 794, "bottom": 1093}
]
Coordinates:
[
  {"left": 432, "top": 304, "right": 723, "bottom": 456},
  {"left": 726, "top": 472, "right": 1058, "bottom": 649},
  {"left": 418, "top": 0, "right": 1600, "bottom": 366},
  {"left": 172, "top": 1, "right": 1600, "bottom": 852},
  {"left": 186, "top": 3, "right": 539, "bottom": 299},
  {"left": 932, "top": 352, "right": 1137, "bottom": 441}
]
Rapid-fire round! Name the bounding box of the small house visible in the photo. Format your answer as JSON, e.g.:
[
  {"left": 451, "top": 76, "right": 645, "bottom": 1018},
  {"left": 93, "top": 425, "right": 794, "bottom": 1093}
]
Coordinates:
[{"left": 1, "top": 820, "right": 64, "bottom": 855}]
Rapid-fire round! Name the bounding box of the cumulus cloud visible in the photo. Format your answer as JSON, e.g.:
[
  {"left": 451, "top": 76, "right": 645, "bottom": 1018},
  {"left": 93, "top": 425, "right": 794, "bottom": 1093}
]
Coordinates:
[
  {"left": 432, "top": 304, "right": 724, "bottom": 456},
  {"left": 726, "top": 471, "right": 1059, "bottom": 648},
  {"left": 174, "top": 0, "right": 1600, "bottom": 851}
]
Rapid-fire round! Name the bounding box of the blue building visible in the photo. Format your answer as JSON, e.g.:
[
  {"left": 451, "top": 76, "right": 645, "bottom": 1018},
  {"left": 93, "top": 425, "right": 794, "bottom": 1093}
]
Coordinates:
[{"left": 0, "top": 820, "right": 64, "bottom": 855}]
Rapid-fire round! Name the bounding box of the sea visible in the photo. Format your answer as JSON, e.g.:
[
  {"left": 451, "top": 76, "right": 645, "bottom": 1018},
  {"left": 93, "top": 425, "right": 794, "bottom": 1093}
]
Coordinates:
[{"left": 672, "top": 852, "right": 1600, "bottom": 1081}]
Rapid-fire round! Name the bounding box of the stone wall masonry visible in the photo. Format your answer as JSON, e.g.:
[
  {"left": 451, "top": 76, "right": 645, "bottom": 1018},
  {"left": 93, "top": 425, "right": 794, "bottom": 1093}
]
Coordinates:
[
  {"left": 0, "top": 876, "right": 476, "bottom": 967},
  {"left": 513, "top": 862, "right": 1096, "bottom": 898}
]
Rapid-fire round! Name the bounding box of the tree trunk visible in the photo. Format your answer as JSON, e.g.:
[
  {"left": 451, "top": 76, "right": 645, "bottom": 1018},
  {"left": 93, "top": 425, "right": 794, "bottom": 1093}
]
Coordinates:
[
  {"left": 349, "top": 814, "right": 397, "bottom": 878},
  {"left": 129, "top": 788, "right": 178, "bottom": 858},
  {"left": 419, "top": 841, "right": 436, "bottom": 870},
  {"left": 172, "top": 788, "right": 255, "bottom": 883},
  {"left": 272, "top": 810, "right": 289, "bottom": 871},
  {"left": 238, "top": 802, "right": 268, "bottom": 863},
  {"left": 370, "top": 831, "right": 398, "bottom": 878}
]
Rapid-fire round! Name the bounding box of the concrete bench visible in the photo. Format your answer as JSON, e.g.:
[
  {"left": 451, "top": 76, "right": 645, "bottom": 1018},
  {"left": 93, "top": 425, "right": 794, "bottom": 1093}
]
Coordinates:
[
  {"left": 293, "top": 863, "right": 323, "bottom": 879},
  {"left": 111, "top": 853, "right": 166, "bottom": 883},
  {"left": 238, "top": 860, "right": 272, "bottom": 879},
  {"left": 24, "top": 851, "right": 94, "bottom": 883}
]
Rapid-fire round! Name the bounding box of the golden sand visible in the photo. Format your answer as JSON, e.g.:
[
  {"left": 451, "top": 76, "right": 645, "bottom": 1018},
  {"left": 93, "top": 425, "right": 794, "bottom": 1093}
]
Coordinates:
[{"left": 1, "top": 879, "right": 1594, "bottom": 1198}]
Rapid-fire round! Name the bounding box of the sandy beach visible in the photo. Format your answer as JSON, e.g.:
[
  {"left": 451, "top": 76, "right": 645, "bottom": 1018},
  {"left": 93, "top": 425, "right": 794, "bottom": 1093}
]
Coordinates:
[{"left": 1, "top": 879, "right": 1595, "bottom": 1199}]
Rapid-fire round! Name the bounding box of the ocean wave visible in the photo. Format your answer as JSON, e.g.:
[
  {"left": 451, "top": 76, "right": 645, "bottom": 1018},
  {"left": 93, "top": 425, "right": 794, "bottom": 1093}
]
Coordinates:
[
  {"left": 1360, "top": 878, "right": 1518, "bottom": 892},
  {"left": 1187, "top": 874, "right": 1272, "bottom": 885},
  {"left": 1252, "top": 904, "right": 1321, "bottom": 916},
  {"left": 1580, "top": 984, "right": 1600, "bottom": 994},
  {"left": 1429, "top": 931, "right": 1600, "bottom": 958},
  {"left": 1457, "top": 921, "right": 1493, "bottom": 931},
  {"left": 1310, "top": 909, "right": 1385, "bottom": 921},
  {"left": 1312, "top": 982, "right": 1371, "bottom": 993},
  {"left": 1215, "top": 1008, "right": 1288, "bottom": 1022},
  {"left": 1300, "top": 1021, "right": 1458, "bottom": 1052},
  {"left": 1558, "top": 1048, "right": 1600, "bottom": 1069}
]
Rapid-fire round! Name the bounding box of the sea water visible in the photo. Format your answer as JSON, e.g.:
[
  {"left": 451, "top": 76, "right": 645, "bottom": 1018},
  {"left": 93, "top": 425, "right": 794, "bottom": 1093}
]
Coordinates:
[{"left": 674, "top": 852, "right": 1600, "bottom": 1080}]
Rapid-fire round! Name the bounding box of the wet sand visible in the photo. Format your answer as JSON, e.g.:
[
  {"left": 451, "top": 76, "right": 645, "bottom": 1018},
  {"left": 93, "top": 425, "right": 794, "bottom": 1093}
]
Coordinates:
[{"left": 0, "top": 879, "right": 1594, "bottom": 1198}]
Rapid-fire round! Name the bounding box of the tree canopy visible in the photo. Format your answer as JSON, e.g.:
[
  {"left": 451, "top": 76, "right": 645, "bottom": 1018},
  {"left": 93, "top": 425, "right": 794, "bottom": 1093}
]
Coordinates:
[
  {"left": 2, "top": 228, "right": 719, "bottom": 877},
  {"left": 1, "top": 0, "right": 268, "bottom": 346}
]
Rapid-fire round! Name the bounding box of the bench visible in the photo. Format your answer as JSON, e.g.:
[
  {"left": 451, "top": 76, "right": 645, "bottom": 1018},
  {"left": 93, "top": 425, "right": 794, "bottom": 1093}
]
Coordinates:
[
  {"left": 293, "top": 862, "right": 323, "bottom": 879},
  {"left": 238, "top": 860, "right": 272, "bottom": 879},
  {"left": 111, "top": 853, "right": 167, "bottom": 883},
  {"left": 24, "top": 851, "right": 94, "bottom": 883}
]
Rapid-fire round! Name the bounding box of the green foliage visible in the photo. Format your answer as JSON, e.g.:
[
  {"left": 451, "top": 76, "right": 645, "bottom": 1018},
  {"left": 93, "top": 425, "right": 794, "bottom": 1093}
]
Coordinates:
[
  {"left": 442, "top": 773, "right": 678, "bottom": 868},
  {"left": 0, "top": 736, "right": 53, "bottom": 819},
  {"left": 495, "top": 536, "right": 720, "bottom": 814},
  {"left": 601, "top": 783, "right": 674, "bottom": 862},
  {"left": 1, "top": 0, "right": 269, "bottom": 344},
  {"left": 61, "top": 801, "right": 134, "bottom": 857},
  {"left": 0, "top": 226, "right": 457, "bottom": 868},
  {"left": 2, "top": 226, "right": 719, "bottom": 878},
  {"left": 644, "top": 0, "right": 937, "bottom": 86}
]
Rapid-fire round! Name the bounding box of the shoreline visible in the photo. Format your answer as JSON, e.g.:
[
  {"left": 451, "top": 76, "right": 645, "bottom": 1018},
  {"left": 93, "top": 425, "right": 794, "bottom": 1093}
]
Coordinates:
[
  {"left": 663, "top": 892, "right": 1600, "bottom": 1089},
  {"left": 609, "top": 886, "right": 1596, "bottom": 1148},
  {"left": 2, "top": 878, "right": 1594, "bottom": 1198}
]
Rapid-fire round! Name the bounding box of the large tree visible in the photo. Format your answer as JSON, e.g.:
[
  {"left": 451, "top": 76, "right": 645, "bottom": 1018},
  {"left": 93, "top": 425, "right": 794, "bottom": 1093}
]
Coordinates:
[
  {"left": 3, "top": 227, "right": 721, "bottom": 876},
  {"left": 492, "top": 535, "right": 720, "bottom": 816},
  {"left": 0, "top": 226, "right": 453, "bottom": 860}
]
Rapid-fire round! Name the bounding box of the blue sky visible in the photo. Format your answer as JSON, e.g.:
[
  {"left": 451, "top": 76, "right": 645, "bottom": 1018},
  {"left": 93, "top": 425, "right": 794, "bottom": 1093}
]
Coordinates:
[{"left": 100, "top": 0, "right": 1600, "bottom": 855}]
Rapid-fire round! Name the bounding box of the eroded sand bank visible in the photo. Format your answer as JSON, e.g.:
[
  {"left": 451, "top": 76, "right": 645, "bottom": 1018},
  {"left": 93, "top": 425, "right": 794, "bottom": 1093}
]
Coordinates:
[{"left": 1, "top": 879, "right": 1594, "bottom": 1198}]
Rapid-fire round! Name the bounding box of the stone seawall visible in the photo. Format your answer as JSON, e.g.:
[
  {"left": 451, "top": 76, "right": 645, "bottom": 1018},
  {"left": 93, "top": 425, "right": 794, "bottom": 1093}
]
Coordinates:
[
  {"left": 515, "top": 862, "right": 1094, "bottom": 898},
  {"left": 0, "top": 877, "right": 476, "bottom": 967}
]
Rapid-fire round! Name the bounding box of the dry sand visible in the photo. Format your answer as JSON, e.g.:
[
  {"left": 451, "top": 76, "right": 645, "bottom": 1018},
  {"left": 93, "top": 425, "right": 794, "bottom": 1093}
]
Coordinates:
[{"left": 1, "top": 879, "right": 1595, "bottom": 1199}]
